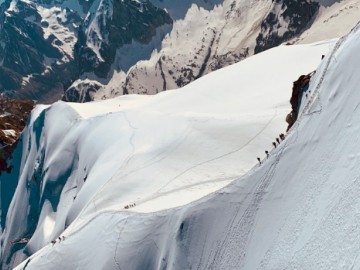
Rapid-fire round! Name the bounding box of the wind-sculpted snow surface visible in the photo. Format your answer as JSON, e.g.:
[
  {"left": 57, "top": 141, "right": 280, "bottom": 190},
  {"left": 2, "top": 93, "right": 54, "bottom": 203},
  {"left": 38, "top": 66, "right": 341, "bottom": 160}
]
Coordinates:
[{"left": 0, "top": 36, "right": 334, "bottom": 268}]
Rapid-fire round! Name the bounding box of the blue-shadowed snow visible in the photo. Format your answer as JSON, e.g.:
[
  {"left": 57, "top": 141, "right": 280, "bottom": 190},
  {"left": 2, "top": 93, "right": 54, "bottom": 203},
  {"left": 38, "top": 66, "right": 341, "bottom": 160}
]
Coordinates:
[
  {"left": 14, "top": 21, "right": 360, "bottom": 270},
  {"left": 2, "top": 35, "right": 336, "bottom": 269}
]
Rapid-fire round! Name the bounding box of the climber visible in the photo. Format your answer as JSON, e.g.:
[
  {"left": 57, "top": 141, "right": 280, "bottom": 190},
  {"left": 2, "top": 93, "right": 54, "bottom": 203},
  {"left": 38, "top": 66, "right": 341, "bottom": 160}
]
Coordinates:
[
  {"left": 276, "top": 138, "right": 280, "bottom": 144},
  {"left": 279, "top": 133, "right": 285, "bottom": 140},
  {"left": 272, "top": 142, "right": 277, "bottom": 148},
  {"left": 265, "top": 150, "right": 269, "bottom": 158},
  {"left": 257, "top": 157, "right": 261, "bottom": 165}
]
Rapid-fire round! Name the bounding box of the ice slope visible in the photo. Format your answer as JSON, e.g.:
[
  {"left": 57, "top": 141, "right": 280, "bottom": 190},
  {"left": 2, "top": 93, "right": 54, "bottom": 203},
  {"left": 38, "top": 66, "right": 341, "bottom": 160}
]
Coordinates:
[
  {"left": 12, "top": 21, "right": 360, "bottom": 269},
  {"left": 0, "top": 37, "right": 333, "bottom": 268}
]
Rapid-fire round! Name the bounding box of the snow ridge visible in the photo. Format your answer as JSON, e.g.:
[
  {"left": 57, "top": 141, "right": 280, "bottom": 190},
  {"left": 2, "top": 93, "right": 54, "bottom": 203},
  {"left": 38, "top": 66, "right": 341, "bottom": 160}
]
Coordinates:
[{"left": 0, "top": 31, "right": 334, "bottom": 269}]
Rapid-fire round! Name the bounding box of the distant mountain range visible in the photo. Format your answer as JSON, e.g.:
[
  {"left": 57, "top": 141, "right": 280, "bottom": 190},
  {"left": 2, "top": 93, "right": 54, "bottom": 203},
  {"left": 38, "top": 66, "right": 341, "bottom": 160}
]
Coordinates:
[
  {"left": 0, "top": 0, "right": 354, "bottom": 103},
  {"left": 1, "top": 1, "right": 360, "bottom": 269}
]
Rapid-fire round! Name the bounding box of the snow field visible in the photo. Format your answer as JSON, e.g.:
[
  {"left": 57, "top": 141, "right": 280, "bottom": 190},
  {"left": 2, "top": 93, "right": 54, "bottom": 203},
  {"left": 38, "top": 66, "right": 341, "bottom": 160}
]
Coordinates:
[{"left": 7, "top": 37, "right": 335, "bottom": 270}]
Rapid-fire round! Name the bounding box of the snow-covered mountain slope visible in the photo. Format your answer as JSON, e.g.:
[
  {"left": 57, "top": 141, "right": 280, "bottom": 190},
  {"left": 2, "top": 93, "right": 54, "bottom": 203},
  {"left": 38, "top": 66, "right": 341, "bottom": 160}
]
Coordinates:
[
  {"left": 9, "top": 21, "right": 360, "bottom": 270},
  {"left": 0, "top": 30, "right": 334, "bottom": 268},
  {"left": 92, "top": 0, "right": 322, "bottom": 100},
  {"left": 295, "top": 0, "right": 360, "bottom": 44},
  {"left": 91, "top": 0, "right": 360, "bottom": 101}
]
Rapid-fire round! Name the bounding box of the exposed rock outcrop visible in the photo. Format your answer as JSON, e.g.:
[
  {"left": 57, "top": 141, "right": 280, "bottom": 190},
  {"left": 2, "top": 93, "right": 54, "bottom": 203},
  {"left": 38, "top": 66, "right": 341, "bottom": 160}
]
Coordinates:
[
  {"left": 0, "top": 98, "right": 35, "bottom": 175},
  {"left": 286, "top": 71, "right": 314, "bottom": 131},
  {"left": 255, "top": 0, "right": 319, "bottom": 53}
]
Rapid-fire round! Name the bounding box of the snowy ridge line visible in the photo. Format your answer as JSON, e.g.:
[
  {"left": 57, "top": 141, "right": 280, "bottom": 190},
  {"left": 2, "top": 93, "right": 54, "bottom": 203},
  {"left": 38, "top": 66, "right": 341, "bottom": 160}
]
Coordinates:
[
  {"left": 76, "top": 111, "right": 141, "bottom": 215},
  {"left": 208, "top": 55, "right": 351, "bottom": 265},
  {"left": 250, "top": 26, "right": 360, "bottom": 268},
  {"left": 7, "top": 31, "right": 336, "bottom": 269},
  {"left": 83, "top": 107, "right": 279, "bottom": 218},
  {"left": 299, "top": 21, "right": 360, "bottom": 121},
  {"left": 206, "top": 119, "right": 294, "bottom": 269},
  {"left": 50, "top": 170, "right": 255, "bottom": 255},
  {"left": 205, "top": 113, "right": 297, "bottom": 268},
  {"left": 285, "top": 33, "right": 346, "bottom": 137},
  {"left": 302, "top": 37, "right": 344, "bottom": 116},
  {"left": 83, "top": 113, "right": 192, "bottom": 212}
]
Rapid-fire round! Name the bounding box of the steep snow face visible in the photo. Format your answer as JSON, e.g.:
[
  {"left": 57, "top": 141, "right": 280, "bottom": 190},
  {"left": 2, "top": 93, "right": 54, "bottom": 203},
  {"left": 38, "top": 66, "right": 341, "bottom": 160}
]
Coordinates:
[
  {"left": 11, "top": 21, "right": 360, "bottom": 270},
  {"left": 0, "top": 36, "right": 333, "bottom": 268}
]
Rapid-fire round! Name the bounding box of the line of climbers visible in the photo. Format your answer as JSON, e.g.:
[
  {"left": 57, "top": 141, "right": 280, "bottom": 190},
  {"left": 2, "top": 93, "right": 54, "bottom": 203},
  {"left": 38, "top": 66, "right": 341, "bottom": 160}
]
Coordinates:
[
  {"left": 124, "top": 203, "right": 136, "bottom": 209},
  {"left": 256, "top": 63, "right": 322, "bottom": 166},
  {"left": 257, "top": 133, "right": 285, "bottom": 165},
  {"left": 51, "top": 236, "right": 66, "bottom": 246}
]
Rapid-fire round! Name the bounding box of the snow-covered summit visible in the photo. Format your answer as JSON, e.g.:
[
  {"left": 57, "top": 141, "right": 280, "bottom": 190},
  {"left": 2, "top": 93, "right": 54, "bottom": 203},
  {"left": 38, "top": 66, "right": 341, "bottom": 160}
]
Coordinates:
[
  {"left": 0, "top": 24, "right": 335, "bottom": 268},
  {"left": 8, "top": 19, "right": 360, "bottom": 270}
]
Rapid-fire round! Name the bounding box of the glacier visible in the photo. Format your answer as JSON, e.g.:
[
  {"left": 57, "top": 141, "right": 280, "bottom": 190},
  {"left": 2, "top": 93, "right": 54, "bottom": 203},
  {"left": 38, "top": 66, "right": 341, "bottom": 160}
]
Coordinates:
[{"left": 1, "top": 23, "right": 345, "bottom": 269}]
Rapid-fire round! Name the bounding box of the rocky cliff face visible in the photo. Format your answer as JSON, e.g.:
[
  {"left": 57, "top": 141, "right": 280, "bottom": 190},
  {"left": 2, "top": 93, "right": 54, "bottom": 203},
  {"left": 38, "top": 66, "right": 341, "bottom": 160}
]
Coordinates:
[
  {"left": 0, "top": 0, "right": 84, "bottom": 102},
  {"left": 0, "top": 0, "right": 173, "bottom": 103},
  {"left": 88, "top": 0, "right": 322, "bottom": 100},
  {"left": 255, "top": 0, "right": 320, "bottom": 53},
  {"left": 0, "top": 0, "right": 324, "bottom": 103},
  {"left": 0, "top": 97, "right": 34, "bottom": 177},
  {"left": 0, "top": 97, "right": 34, "bottom": 248}
]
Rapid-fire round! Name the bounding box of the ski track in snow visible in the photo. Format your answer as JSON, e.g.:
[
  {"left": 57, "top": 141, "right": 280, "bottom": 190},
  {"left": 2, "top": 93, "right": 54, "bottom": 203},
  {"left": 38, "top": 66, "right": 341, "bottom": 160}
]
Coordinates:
[
  {"left": 120, "top": 112, "right": 137, "bottom": 169},
  {"left": 205, "top": 121, "right": 292, "bottom": 269},
  {"left": 198, "top": 33, "right": 356, "bottom": 267},
  {"left": 7, "top": 23, "right": 339, "bottom": 268},
  {"left": 154, "top": 108, "right": 278, "bottom": 194},
  {"left": 114, "top": 218, "right": 128, "bottom": 270},
  {"left": 257, "top": 23, "right": 360, "bottom": 270}
]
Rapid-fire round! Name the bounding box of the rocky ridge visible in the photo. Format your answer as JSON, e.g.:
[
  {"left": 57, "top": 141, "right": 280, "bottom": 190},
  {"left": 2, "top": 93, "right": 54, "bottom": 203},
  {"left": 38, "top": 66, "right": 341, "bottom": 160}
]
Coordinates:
[{"left": 0, "top": 0, "right": 323, "bottom": 103}]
